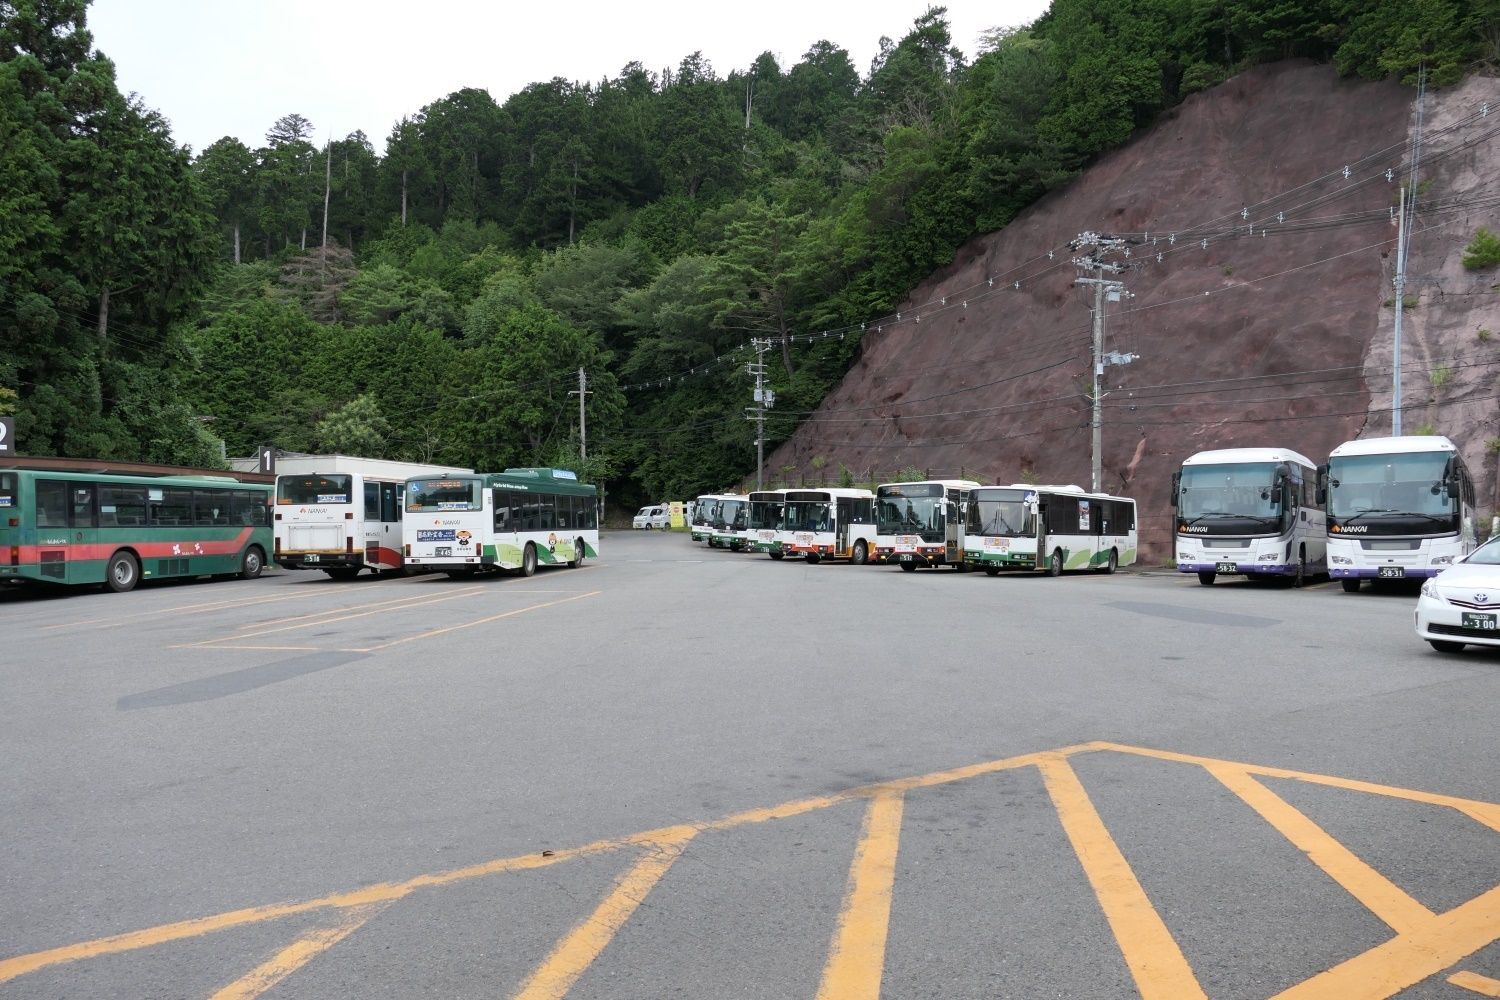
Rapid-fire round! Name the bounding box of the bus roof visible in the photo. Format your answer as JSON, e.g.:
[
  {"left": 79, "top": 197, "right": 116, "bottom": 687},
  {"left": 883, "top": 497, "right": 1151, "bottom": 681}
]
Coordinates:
[
  {"left": 1328, "top": 435, "right": 1458, "bottom": 458},
  {"left": 267, "top": 455, "right": 473, "bottom": 479},
  {"left": 748, "top": 490, "right": 787, "bottom": 500},
  {"left": 1180, "top": 447, "right": 1316, "bottom": 468},
  {"left": 784, "top": 488, "right": 874, "bottom": 500},
  {"left": 876, "top": 479, "right": 981, "bottom": 490},
  {"left": 0, "top": 468, "right": 269, "bottom": 489},
  {"left": 974, "top": 484, "right": 1135, "bottom": 503},
  {"left": 484, "top": 468, "right": 596, "bottom": 496}
]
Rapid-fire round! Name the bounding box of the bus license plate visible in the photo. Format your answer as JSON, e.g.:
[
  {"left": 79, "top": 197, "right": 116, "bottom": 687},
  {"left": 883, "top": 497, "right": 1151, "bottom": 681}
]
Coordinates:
[
  {"left": 900, "top": 554, "right": 914, "bottom": 562},
  {"left": 1461, "top": 612, "right": 1497, "bottom": 631},
  {"left": 303, "top": 554, "right": 320, "bottom": 564},
  {"left": 435, "top": 546, "right": 452, "bottom": 557},
  {"left": 1215, "top": 562, "right": 1237, "bottom": 573},
  {"left": 1378, "top": 566, "right": 1405, "bottom": 579}
]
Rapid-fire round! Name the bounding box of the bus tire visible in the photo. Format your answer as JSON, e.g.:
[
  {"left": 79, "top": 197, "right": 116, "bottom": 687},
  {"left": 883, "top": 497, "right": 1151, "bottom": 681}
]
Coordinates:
[
  {"left": 769, "top": 550, "right": 785, "bottom": 560},
  {"left": 521, "top": 543, "right": 537, "bottom": 577},
  {"left": 568, "top": 538, "right": 584, "bottom": 568},
  {"left": 851, "top": 540, "right": 868, "bottom": 565},
  {"left": 806, "top": 553, "right": 821, "bottom": 565},
  {"left": 1048, "top": 549, "right": 1063, "bottom": 577},
  {"left": 240, "top": 546, "right": 265, "bottom": 581},
  {"left": 1102, "top": 549, "right": 1118, "bottom": 574},
  {"left": 1197, "top": 571, "right": 1216, "bottom": 586},
  {"left": 105, "top": 550, "right": 140, "bottom": 593},
  {"left": 900, "top": 560, "right": 917, "bottom": 572},
  {"left": 1427, "top": 639, "right": 1464, "bottom": 654},
  {"left": 984, "top": 565, "right": 1000, "bottom": 577},
  {"left": 1341, "top": 578, "right": 1361, "bottom": 593}
]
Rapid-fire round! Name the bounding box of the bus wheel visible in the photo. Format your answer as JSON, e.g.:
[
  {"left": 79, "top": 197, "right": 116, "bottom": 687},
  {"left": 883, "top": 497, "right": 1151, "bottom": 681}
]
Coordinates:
[
  {"left": 769, "top": 550, "right": 785, "bottom": 560},
  {"left": 568, "top": 538, "right": 584, "bottom": 568},
  {"left": 105, "top": 551, "right": 140, "bottom": 593},
  {"left": 240, "top": 547, "right": 265, "bottom": 580},
  {"left": 1341, "top": 578, "right": 1360, "bottom": 593},
  {"left": 900, "top": 560, "right": 917, "bottom": 572},
  {"left": 521, "top": 543, "right": 538, "bottom": 577},
  {"left": 1197, "top": 571, "right": 1216, "bottom": 586},
  {"left": 806, "top": 553, "right": 821, "bottom": 565},
  {"left": 1048, "top": 550, "right": 1063, "bottom": 577},
  {"left": 984, "top": 565, "right": 1000, "bottom": 577},
  {"left": 851, "top": 540, "right": 868, "bottom": 565},
  {"left": 1102, "top": 549, "right": 1118, "bottom": 574}
]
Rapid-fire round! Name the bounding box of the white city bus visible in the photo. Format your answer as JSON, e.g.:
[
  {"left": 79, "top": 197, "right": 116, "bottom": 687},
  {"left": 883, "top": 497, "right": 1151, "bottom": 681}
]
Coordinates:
[
  {"left": 964, "top": 485, "right": 1137, "bottom": 575},
  {"left": 873, "top": 479, "right": 981, "bottom": 571},
  {"left": 275, "top": 456, "right": 472, "bottom": 579},
  {"left": 1173, "top": 447, "right": 1326, "bottom": 586},
  {"left": 780, "top": 488, "right": 876, "bottom": 564},
  {"left": 1322, "top": 435, "right": 1476, "bottom": 592},
  {"left": 690, "top": 494, "right": 719, "bottom": 543},
  {"left": 747, "top": 489, "right": 787, "bottom": 556},
  {"left": 707, "top": 494, "right": 749, "bottom": 550},
  {"left": 403, "top": 468, "right": 598, "bottom": 578}
]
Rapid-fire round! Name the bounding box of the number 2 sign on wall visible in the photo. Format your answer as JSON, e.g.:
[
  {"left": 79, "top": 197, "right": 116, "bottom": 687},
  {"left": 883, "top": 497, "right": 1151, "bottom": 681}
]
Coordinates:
[{"left": 0, "top": 415, "right": 14, "bottom": 457}]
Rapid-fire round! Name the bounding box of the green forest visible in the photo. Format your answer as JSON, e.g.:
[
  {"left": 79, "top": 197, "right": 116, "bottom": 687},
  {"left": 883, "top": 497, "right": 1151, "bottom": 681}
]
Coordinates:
[{"left": 4, "top": 0, "right": 1496, "bottom": 508}]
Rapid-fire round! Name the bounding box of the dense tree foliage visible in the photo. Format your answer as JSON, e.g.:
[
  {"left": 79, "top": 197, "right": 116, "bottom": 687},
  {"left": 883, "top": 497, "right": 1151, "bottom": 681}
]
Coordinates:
[{"left": 4, "top": 0, "right": 1493, "bottom": 507}]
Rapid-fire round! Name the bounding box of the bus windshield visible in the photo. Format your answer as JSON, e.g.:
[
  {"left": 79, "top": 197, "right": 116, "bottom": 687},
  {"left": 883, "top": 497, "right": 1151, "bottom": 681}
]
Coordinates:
[
  {"left": 1177, "top": 463, "right": 1282, "bottom": 521},
  {"left": 967, "top": 491, "right": 1034, "bottom": 537},
  {"left": 716, "top": 499, "right": 747, "bottom": 529},
  {"left": 1327, "top": 452, "right": 1453, "bottom": 519},
  {"left": 277, "top": 475, "right": 353, "bottom": 505},
  {"left": 406, "top": 478, "right": 482, "bottom": 511},
  {"left": 877, "top": 495, "right": 942, "bottom": 539},
  {"left": 784, "top": 500, "right": 831, "bottom": 532},
  {"left": 748, "top": 500, "right": 783, "bottom": 530}
]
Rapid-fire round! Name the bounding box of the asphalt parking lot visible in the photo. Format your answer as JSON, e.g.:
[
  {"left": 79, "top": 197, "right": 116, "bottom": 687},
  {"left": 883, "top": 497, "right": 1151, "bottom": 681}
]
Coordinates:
[{"left": 1, "top": 531, "right": 1496, "bottom": 998}]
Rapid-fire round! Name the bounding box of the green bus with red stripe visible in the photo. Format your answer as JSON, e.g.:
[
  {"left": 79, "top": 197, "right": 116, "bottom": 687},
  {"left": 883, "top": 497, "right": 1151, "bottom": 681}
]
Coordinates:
[{"left": 0, "top": 468, "right": 271, "bottom": 592}]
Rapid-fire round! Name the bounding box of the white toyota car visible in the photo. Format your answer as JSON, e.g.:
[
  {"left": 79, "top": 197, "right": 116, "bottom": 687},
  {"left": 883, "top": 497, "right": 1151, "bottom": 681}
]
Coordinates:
[{"left": 1414, "top": 534, "right": 1500, "bottom": 653}]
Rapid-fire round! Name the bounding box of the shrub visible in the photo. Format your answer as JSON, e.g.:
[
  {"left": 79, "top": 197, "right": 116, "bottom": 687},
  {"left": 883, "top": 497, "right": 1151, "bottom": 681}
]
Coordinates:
[
  {"left": 1463, "top": 227, "right": 1500, "bottom": 270},
  {"left": 1429, "top": 366, "right": 1452, "bottom": 389}
]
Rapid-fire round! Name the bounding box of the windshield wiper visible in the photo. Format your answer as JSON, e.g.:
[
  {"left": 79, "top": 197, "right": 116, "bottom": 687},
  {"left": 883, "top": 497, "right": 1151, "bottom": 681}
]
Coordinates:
[
  {"left": 1181, "top": 512, "right": 1235, "bottom": 525},
  {"left": 1386, "top": 511, "right": 1454, "bottom": 524}
]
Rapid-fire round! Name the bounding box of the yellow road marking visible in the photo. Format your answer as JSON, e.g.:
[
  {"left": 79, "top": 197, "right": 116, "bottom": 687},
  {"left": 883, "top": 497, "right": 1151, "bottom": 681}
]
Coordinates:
[
  {"left": 187, "top": 587, "right": 488, "bottom": 646},
  {"left": 511, "top": 828, "right": 696, "bottom": 1000},
  {"left": 1037, "top": 753, "right": 1208, "bottom": 1000},
  {"left": 39, "top": 591, "right": 309, "bottom": 631},
  {"left": 1204, "top": 763, "right": 1434, "bottom": 933},
  {"left": 184, "top": 645, "right": 333, "bottom": 653},
  {"left": 1272, "top": 885, "right": 1500, "bottom": 999},
  {"left": 1452, "top": 971, "right": 1500, "bottom": 997},
  {"left": 356, "top": 590, "right": 602, "bottom": 651},
  {"left": 233, "top": 588, "right": 485, "bottom": 630},
  {"left": 208, "top": 902, "right": 388, "bottom": 1000},
  {"left": 815, "top": 791, "right": 905, "bottom": 1000}
]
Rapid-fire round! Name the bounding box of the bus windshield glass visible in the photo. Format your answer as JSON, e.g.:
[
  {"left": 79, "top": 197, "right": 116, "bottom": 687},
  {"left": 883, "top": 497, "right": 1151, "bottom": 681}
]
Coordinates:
[
  {"left": 1327, "top": 452, "right": 1453, "bottom": 519},
  {"left": 277, "top": 475, "right": 353, "bottom": 505},
  {"left": 405, "top": 478, "right": 482, "bottom": 511},
  {"left": 716, "top": 499, "right": 747, "bottom": 529},
  {"left": 967, "top": 490, "right": 1034, "bottom": 537},
  {"left": 1177, "top": 463, "right": 1282, "bottom": 521},
  {"left": 876, "top": 494, "right": 943, "bottom": 540},
  {"left": 0, "top": 472, "right": 15, "bottom": 510},
  {"left": 748, "top": 500, "right": 783, "bottom": 530},
  {"left": 784, "top": 500, "right": 831, "bottom": 532}
]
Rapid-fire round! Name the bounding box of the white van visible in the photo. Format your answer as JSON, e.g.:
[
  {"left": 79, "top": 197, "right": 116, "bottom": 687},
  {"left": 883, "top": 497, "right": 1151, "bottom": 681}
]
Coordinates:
[{"left": 633, "top": 505, "right": 671, "bottom": 530}]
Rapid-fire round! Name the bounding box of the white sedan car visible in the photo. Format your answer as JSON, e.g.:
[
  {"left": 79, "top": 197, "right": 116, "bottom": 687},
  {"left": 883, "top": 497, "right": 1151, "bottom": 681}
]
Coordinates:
[{"left": 1415, "top": 535, "right": 1500, "bottom": 653}]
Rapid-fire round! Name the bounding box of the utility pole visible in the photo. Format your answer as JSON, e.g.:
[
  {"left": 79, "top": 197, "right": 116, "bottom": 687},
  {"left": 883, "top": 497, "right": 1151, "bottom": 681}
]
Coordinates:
[
  {"left": 1393, "top": 66, "right": 1425, "bottom": 437},
  {"left": 568, "top": 367, "right": 592, "bottom": 460},
  {"left": 746, "top": 340, "right": 773, "bottom": 490},
  {"left": 1071, "top": 233, "right": 1135, "bottom": 493}
]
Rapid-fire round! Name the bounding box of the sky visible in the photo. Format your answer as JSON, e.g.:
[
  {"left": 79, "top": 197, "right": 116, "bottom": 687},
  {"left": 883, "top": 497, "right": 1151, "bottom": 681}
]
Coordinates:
[{"left": 86, "top": 0, "right": 1052, "bottom": 155}]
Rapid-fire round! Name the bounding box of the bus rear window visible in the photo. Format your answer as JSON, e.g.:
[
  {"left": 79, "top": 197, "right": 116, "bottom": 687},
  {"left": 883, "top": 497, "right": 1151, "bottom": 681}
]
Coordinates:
[
  {"left": 406, "top": 479, "right": 481, "bottom": 511},
  {"left": 277, "top": 475, "right": 353, "bottom": 505},
  {"left": 0, "top": 472, "right": 14, "bottom": 509}
]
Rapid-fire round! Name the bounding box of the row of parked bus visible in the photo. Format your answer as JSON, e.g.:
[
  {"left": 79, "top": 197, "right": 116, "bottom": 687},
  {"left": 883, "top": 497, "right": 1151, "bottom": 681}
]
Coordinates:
[
  {"left": 690, "top": 480, "right": 1140, "bottom": 576},
  {"left": 0, "top": 457, "right": 599, "bottom": 592},
  {"left": 686, "top": 435, "right": 1480, "bottom": 591}
]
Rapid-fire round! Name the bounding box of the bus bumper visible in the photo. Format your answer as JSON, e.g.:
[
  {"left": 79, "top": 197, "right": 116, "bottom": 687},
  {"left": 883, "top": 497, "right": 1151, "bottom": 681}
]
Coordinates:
[
  {"left": 1329, "top": 565, "right": 1439, "bottom": 579},
  {"left": 1177, "top": 561, "right": 1296, "bottom": 576},
  {"left": 277, "top": 552, "right": 365, "bottom": 571}
]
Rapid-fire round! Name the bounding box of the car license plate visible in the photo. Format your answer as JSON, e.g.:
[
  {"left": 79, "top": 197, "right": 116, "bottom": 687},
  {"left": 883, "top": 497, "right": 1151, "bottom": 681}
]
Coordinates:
[
  {"left": 1215, "top": 561, "right": 1237, "bottom": 573},
  {"left": 303, "top": 554, "right": 320, "bottom": 564},
  {"left": 1377, "top": 566, "right": 1405, "bottom": 579},
  {"left": 435, "top": 546, "right": 452, "bottom": 557},
  {"left": 1461, "top": 612, "right": 1497, "bottom": 631}
]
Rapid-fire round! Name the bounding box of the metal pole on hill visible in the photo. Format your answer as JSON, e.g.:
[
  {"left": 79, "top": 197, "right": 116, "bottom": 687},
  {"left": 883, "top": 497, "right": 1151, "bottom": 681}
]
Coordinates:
[
  {"left": 746, "top": 340, "right": 773, "bottom": 491},
  {"left": 569, "top": 367, "right": 591, "bottom": 461},
  {"left": 1071, "top": 234, "right": 1134, "bottom": 493},
  {"left": 1393, "top": 65, "right": 1425, "bottom": 437}
]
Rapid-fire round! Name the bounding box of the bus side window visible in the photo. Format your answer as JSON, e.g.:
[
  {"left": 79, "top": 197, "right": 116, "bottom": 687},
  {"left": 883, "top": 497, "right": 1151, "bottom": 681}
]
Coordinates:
[
  {"left": 364, "top": 482, "right": 380, "bottom": 521},
  {"left": 72, "top": 485, "right": 96, "bottom": 528},
  {"left": 382, "top": 484, "right": 399, "bottom": 523},
  {"left": 36, "top": 479, "right": 70, "bottom": 528}
]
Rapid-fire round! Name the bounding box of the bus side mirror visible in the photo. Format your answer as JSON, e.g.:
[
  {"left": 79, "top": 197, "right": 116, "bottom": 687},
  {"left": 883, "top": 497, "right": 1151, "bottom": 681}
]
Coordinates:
[
  {"left": 1169, "top": 472, "right": 1179, "bottom": 509},
  {"left": 1315, "top": 464, "right": 1328, "bottom": 506}
]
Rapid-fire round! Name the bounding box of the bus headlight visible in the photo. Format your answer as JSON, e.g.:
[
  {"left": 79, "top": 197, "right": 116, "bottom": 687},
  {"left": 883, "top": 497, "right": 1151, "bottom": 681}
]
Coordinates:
[
  {"left": 1330, "top": 554, "right": 1353, "bottom": 565},
  {"left": 1258, "top": 553, "right": 1277, "bottom": 561},
  {"left": 1431, "top": 554, "right": 1454, "bottom": 565}
]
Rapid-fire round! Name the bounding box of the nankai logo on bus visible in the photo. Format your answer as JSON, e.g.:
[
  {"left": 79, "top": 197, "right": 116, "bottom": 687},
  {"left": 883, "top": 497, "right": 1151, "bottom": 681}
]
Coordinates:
[
  {"left": 1179, "top": 524, "right": 1210, "bottom": 533},
  {"left": 1331, "top": 524, "right": 1368, "bottom": 534}
]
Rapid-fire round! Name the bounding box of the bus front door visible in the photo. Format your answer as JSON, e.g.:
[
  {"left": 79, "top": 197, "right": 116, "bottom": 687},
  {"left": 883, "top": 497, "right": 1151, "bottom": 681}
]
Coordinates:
[{"left": 66, "top": 484, "right": 98, "bottom": 584}]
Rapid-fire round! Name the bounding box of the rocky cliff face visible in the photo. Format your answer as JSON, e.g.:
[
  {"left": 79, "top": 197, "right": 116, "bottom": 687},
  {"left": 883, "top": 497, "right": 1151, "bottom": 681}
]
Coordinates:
[{"left": 764, "top": 62, "right": 1500, "bottom": 558}]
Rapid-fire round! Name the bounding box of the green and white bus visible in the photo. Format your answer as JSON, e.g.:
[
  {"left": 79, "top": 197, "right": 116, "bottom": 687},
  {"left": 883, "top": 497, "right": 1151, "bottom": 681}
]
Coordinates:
[
  {"left": 690, "top": 494, "right": 720, "bottom": 543},
  {"left": 708, "top": 494, "right": 749, "bottom": 550},
  {"left": 747, "top": 489, "right": 787, "bottom": 555},
  {"left": 964, "top": 484, "right": 1137, "bottom": 576},
  {"left": 403, "top": 468, "right": 598, "bottom": 578},
  {"left": 0, "top": 468, "right": 271, "bottom": 592},
  {"left": 873, "top": 479, "right": 981, "bottom": 571}
]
